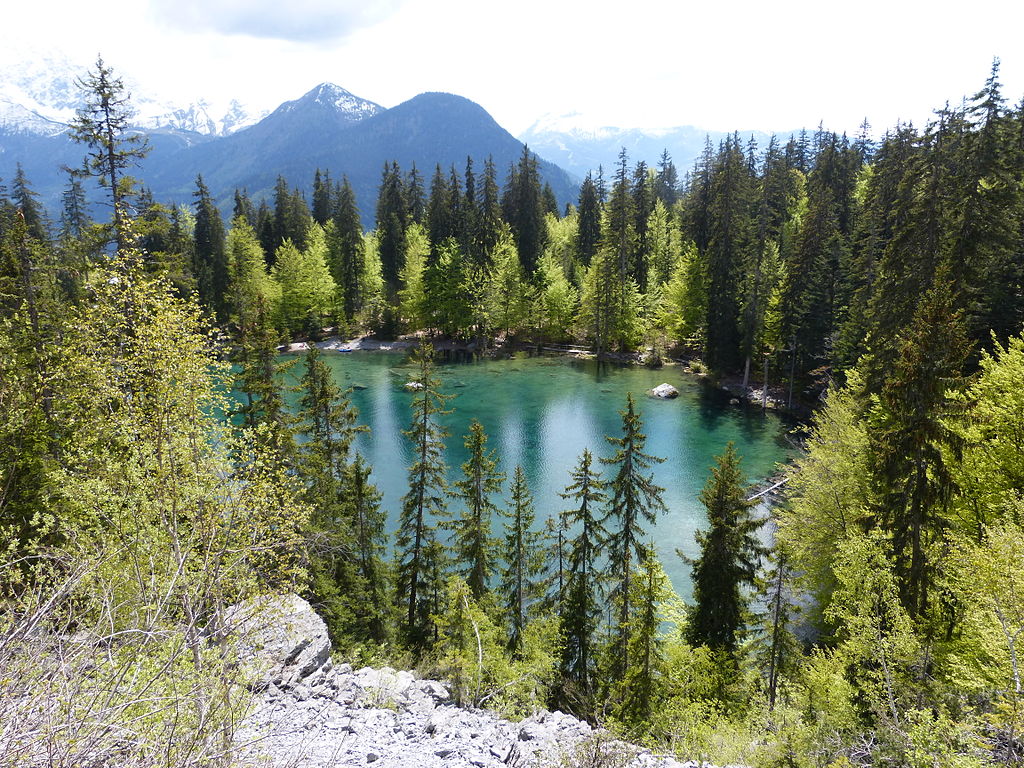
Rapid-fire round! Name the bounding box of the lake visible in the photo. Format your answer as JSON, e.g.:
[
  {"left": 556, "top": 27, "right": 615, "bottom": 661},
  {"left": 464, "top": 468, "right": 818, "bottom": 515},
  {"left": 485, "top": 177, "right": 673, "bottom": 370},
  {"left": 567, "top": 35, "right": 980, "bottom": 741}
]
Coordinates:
[{"left": 281, "top": 349, "right": 796, "bottom": 600}]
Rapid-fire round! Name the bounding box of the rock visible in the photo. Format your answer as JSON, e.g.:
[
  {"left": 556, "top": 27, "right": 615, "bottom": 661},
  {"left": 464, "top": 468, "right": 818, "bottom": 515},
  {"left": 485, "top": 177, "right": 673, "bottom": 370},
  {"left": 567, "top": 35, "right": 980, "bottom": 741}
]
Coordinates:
[
  {"left": 729, "top": 397, "right": 740, "bottom": 405},
  {"left": 518, "top": 723, "right": 544, "bottom": 741},
  {"left": 222, "top": 593, "right": 331, "bottom": 691},
  {"left": 424, "top": 710, "right": 449, "bottom": 734},
  {"left": 366, "top": 752, "right": 379, "bottom": 763},
  {"left": 419, "top": 680, "right": 451, "bottom": 703},
  {"left": 649, "top": 383, "right": 679, "bottom": 399},
  {"left": 404, "top": 381, "right": 424, "bottom": 391}
]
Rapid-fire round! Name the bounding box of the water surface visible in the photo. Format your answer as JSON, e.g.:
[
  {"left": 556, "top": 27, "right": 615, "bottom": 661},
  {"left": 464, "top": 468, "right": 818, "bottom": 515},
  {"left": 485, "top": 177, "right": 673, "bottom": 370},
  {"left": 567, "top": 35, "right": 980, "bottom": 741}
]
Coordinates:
[{"left": 282, "top": 350, "right": 795, "bottom": 600}]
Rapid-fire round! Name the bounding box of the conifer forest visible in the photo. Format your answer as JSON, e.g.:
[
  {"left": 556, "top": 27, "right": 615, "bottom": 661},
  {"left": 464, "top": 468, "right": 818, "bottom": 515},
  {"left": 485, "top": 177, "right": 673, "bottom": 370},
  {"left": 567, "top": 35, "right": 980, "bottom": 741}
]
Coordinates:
[{"left": 6, "top": 57, "right": 1024, "bottom": 767}]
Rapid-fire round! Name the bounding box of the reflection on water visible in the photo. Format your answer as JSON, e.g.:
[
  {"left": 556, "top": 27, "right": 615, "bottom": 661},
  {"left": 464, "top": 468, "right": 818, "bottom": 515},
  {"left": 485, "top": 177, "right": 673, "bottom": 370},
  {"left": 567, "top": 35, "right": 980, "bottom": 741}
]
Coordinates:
[{"left": 281, "top": 350, "right": 796, "bottom": 600}]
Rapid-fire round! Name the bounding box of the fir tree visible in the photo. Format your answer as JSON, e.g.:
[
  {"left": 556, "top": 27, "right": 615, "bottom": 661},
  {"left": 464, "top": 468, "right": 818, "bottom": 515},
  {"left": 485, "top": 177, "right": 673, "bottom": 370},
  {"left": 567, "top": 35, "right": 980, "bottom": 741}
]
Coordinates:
[{"left": 330, "top": 177, "right": 365, "bottom": 320}]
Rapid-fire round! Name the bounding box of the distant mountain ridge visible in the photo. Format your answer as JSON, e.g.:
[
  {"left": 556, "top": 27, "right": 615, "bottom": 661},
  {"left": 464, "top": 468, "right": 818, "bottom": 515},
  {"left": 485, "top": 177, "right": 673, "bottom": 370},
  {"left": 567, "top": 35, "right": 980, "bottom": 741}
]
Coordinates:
[
  {"left": 0, "top": 67, "right": 578, "bottom": 227},
  {"left": 520, "top": 113, "right": 794, "bottom": 177}
]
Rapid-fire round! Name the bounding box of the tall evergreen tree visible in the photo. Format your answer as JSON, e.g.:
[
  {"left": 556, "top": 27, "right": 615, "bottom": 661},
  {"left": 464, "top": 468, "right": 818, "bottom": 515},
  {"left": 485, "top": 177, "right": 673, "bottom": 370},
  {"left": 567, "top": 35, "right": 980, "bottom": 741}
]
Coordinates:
[
  {"left": 67, "top": 55, "right": 150, "bottom": 250},
  {"left": 447, "top": 419, "right": 503, "bottom": 601},
  {"left": 686, "top": 442, "right": 764, "bottom": 654},
  {"left": 500, "top": 465, "right": 545, "bottom": 654},
  {"left": 558, "top": 449, "right": 607, "bottom": 709},
  {"left": 576, "top": 172, "right": 602, "bottom": 268},
  {"left": 376, "top": 162, "right": 408, "bottom": 291},
  {"left": 600, "top": 393, "right": 667, "bottom": 680},
  {"left": 192, "top": 175, "right": 229, "bottom": 320},
  {"left": 330, "top": 177, "right": 365, "bottom": 319},
  {"left": 503, "top": 146, "right": 547, "bottom": 276},
  {"left": 396, "top": 342, "right": 452, "bottom": 649}
]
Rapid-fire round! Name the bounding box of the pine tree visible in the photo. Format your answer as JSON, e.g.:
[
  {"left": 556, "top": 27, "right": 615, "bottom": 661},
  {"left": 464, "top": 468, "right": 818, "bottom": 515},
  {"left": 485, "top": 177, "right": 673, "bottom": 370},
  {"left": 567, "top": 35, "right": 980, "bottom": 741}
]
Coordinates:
[
  {"left": 396, "top": 341, "right": 452, "bottom": 649},
  {"left": 232, "top": 293, "right": 296, "bottom": 461},
  {"left": 504, "top": 146, "right": 547, "bottom": 277},
  {"left": 558, "top": 449, "right": 607, "bottom": 709},
  {"left": 500, "top": 465, "right": 545, "bottom": 654},
  {"left": 704, "top": 135, "right": 755, "bottom": 373},
  {"left": 297, "top": 345, "right": 359, "bottom": 639},
  {"left": 686, "top": 442, "right": 764, "bottom": 654},
  {"left": 312, "top": 168, "right": 332, "bottom": 225},
  {"left": 447, "top": 419, "right": 503, "bottom": 601},
  {"left": 344, "top": 454, "right": 390, "bottom": 644},
  {"left": 600, "top": 393, "right": 667, "bottom": 680},
  {"left": 655, "top": 149, "right": 679, "bottom": 206}
]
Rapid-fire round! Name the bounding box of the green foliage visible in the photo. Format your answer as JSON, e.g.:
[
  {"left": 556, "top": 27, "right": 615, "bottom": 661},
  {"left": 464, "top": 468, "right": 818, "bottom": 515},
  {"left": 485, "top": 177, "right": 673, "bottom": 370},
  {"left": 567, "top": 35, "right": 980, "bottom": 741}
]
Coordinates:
[
  {"left": 273, "top": 224, "right": 336, "bottom": 335},
  {"left": 433, "top": 577, "right": 560, "bottom": 717}
]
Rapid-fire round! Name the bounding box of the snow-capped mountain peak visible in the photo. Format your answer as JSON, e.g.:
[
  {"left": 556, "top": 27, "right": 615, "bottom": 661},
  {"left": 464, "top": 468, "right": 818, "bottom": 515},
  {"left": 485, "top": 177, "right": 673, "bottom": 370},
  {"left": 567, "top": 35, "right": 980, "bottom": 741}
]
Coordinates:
[{"left": 0, "top": 51, "right": 267, "bottom": 137}]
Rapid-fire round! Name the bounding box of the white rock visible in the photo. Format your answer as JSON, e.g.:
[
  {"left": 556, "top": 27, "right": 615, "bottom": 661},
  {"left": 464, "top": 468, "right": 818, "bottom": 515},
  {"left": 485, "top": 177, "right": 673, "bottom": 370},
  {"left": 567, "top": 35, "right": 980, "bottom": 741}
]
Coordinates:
[
  {"left": 649, "top": 383, "right": 680, "bottom": 399},
  {"left": 222, "top": 593, "right": 331, "bottom": 691}
]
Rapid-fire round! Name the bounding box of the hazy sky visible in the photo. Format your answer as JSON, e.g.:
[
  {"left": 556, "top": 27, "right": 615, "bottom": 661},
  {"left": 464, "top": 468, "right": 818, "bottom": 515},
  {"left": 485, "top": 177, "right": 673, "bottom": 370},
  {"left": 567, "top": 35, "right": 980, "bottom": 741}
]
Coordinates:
[{"left": 3, "top": 0, "right": 1021, "bottom": 136}]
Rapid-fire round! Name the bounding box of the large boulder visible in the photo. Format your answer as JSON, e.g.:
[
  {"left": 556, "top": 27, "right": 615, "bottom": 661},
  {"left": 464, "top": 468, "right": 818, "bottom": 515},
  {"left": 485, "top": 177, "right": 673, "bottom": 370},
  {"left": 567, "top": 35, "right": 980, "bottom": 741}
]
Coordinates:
[
  {"left": 223, "top": 593, "right": 331, "bottom": 691},
  {"left": 649, "top": 383, "right": 679, "bottom": 399}
]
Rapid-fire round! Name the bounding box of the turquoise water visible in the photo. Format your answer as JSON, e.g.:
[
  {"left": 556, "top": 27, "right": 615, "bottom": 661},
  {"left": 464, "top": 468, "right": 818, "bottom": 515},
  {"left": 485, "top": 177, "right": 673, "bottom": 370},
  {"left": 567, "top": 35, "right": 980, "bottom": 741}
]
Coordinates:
[{"left": 281, "top": 350, "right": 795, "bottom": 600}]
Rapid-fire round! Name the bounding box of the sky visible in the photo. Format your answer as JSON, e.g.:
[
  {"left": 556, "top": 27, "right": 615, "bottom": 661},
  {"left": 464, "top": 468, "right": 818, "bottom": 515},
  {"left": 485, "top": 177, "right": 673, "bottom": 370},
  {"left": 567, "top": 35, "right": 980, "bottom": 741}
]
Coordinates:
[{"left": 3, "top": 0, "right": 1022, "bottom": 137}]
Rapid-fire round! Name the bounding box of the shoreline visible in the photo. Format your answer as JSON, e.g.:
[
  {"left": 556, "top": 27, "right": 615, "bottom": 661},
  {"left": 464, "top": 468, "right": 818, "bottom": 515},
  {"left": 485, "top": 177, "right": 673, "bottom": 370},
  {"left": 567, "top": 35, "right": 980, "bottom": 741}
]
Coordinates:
[{"left": 278, "top": 334, "right": 812, "bottom": 421}]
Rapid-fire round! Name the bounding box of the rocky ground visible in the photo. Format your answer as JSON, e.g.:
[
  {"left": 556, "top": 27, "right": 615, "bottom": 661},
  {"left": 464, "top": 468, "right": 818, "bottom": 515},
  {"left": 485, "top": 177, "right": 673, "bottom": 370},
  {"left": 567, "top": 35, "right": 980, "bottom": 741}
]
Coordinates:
[{"left": 231, "top": 595, "right": 712, "bottom": 768}]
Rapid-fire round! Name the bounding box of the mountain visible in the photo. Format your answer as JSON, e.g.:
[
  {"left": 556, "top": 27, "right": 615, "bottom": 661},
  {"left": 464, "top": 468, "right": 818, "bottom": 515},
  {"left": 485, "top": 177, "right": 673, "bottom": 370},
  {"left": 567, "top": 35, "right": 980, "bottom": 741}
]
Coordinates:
[
  {"left": 521, "top": 113, "right": 791, "bottom": 179},
  {"left": 0, "top": 52, "right": 267, "bottom": 138},
  {"left": 1, "top": 82, "right": 578, "bottom": 228}
]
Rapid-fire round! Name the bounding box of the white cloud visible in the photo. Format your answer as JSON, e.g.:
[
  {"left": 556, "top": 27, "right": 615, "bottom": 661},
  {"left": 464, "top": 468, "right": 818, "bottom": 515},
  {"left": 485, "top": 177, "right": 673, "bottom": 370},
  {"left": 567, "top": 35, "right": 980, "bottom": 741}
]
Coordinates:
[{"left": 149, "top": 0, "right": 408, "bottom": 42}]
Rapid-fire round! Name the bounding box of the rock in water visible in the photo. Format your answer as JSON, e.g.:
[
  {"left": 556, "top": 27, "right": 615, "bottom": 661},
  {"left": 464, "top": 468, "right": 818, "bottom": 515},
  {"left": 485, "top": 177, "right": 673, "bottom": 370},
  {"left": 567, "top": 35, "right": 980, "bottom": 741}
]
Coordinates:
[
  {"left": 649, "top": 383, "right": 679, "bottom": 399},
  {"left": 404, "top": 381, "right": 424, "bottom": 391},
  {"left": 223, "top": 593, "right": 331, "bottom": 690}
]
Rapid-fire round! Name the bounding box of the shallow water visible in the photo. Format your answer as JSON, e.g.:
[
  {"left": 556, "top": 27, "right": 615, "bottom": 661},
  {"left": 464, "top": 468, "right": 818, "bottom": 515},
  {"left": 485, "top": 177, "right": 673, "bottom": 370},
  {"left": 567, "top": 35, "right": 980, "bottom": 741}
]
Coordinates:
[{"left": 281, "top": 350, "right": 796, "bottom": 600}]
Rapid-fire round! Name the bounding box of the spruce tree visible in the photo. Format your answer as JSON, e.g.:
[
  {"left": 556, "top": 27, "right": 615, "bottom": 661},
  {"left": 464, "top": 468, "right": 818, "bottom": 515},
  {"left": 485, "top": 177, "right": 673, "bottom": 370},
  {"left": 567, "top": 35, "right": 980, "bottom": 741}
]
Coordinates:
[
  {"left": 192, "top": 175, "right": 229, "bottom": 321},
  {"left": 396, "top": 341, "right": 452, "bottom": 649},
  {"left": 500, "top": 465, "right": 545, "bottom": 654},
  {"left": 67, "top": 55, "right": 150, "bottom": 250},
  {"left": 447, "top": 419, "right": 503, "bottom": 601},
  {"left": 575, "top": 172, "right": 602, "bottom": 268},
  {"left": 601, "top": 392, "right": 667, "bottom": 680},
  {"left": 330, "top": 177, "right": 365, "bottom": 320},
  {"left": 558, "top": 449, "right": 607, "bottom": 709},
  {"left": 686, "top": 442, "right": 764, "bottom": 654},
  {"left": 376, "top": 162, "right": 408, "bottom": 291}
]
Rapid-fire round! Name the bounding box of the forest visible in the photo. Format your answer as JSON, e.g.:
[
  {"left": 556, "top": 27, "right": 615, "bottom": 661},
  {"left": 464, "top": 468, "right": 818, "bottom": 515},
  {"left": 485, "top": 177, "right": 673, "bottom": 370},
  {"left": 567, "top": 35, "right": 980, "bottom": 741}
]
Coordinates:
[{"left": 3, "top": 57, "right": 1024, "bottom": 767}]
